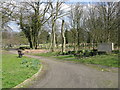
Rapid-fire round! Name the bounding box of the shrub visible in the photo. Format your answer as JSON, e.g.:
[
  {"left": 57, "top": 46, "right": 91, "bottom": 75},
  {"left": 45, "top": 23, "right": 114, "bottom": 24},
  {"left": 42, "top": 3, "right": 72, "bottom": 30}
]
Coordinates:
[
  {"left": 92, "top": 49, "right": 98, "bottom": 52},
  {"left": 74, "top": 53, "right": 83, "bottom": 59},
  {"left": 61, "top": 52, "right": 67, "bottom": 55},
  {"left": 67, "top": 51, "right": 76, "bottom": 55},
  {"left": 19, "top": 47, "right": 30, "bottom": 50},
  {"left": 112, "top": 50, "right": 120, "bottom": 54},
  {"left": 77, "top": 50, "right": 82, "bottom": 53},
  {"left": 67, "top": 51, "right": 71, "bottom": 54},
  {"left": 97, "top": 51, "right": 107, "bottom": 55},
  {"left": 57, "top": 51, "right": 68, "bottom": 55},
  {"left": 91, "top": 51, "right": 97, "bottom": 56},
  {"left": 82, "top": 50, "right": 91, "bottom": 57},
  {"left": 71, "top": 51, "right": 76, "bottom": 54},
  {"left": 82, "top": 50, "right": 86, "bottom": 53},
  {"left": 56, "top": 52, "right": 61, "bottom": 55},
  {"left": 91, "top": 49, "right": 98, "bottom": 56}
]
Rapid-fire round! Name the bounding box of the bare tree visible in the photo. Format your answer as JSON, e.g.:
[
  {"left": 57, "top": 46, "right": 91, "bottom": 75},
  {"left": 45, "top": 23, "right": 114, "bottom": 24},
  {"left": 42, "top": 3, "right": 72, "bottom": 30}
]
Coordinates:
[
  {"left": 49, "top": 1, "right": 68, "bottom": 52},
  {"left": 0, "top": 1, "right": 16, "bottom": 30},
  {"left": 85, "top": 2, "right": 119, "bottom": 44},
  {"left": 98, "top": 2, "right": 119, "bottom": 43},
  {"left": 61, "top": 20, "right": 66, "bottom": 53},
  {"left": 68, "top": 3, "right": 83, "bottom": 51},
  {"left": 19, "top": 1, "right": 52, "bottom": 49}
]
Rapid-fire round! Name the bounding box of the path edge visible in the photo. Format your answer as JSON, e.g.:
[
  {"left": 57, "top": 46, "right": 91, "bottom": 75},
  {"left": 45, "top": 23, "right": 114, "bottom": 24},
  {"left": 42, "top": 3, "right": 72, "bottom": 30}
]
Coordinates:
[{"left": 13, "top": 64, "right": 43, "bottom": 88}]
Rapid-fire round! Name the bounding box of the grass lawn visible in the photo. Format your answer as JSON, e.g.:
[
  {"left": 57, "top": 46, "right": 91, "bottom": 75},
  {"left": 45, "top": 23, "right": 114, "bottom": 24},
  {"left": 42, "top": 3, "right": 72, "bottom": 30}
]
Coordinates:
[
  {"left": 34, "top": 52, "right": 119, "bottom": 68},
  {"left": 2, "top": 51, "right": 41, "bottom": 88}
]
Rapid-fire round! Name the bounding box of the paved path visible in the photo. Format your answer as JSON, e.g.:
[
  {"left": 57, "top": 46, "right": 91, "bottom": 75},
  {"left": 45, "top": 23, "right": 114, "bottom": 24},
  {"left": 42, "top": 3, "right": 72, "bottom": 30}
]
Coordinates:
[{"left": 9, "top": 50, "right": 118, "bottom": 88}]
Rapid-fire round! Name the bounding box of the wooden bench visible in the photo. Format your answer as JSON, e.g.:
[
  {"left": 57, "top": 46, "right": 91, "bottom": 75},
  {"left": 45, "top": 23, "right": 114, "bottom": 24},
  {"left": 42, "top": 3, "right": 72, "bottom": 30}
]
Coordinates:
[{"left": 18, "top": 49, "right": 24, "bottom": 58}]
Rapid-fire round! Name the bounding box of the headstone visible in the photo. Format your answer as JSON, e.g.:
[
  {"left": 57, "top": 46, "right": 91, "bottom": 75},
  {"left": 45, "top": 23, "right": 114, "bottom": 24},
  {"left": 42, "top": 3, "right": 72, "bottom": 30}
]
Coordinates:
[
  {"left": 112, "top": 43, "right": 114, "bottom": 50},
  {"left": 98, "top": 43, "right": 114, "bottom": 52}
]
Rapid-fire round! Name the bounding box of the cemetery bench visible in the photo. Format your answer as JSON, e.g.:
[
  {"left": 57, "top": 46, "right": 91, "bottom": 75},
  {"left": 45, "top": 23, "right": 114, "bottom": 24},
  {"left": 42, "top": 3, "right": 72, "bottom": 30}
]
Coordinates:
[{"left": 18, "top": 49, "right": 24, "bottom": 58}]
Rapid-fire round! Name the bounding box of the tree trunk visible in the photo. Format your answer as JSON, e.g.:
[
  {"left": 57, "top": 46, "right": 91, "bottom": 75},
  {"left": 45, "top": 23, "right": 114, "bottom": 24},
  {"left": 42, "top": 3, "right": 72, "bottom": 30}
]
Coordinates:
[
  {"left": 51, "top": 19, "right": 56, "bottom": 52},
  {"left": 28, "top": 38, "right": 33, "bottom": 49},
  {"left": 77, "top": 30, "right": 80, "bottom": 51},
  {"left": 77, "top": 19, "right": 80, "bottom": 51},
  {"left": 61, "top": 20, "right": 66, "bottom": 53}
]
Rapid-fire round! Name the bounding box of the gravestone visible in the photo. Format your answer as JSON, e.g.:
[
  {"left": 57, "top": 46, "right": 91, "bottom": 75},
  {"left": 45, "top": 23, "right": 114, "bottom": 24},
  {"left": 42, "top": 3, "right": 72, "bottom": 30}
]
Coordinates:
[{"left": 98, "top": 43, "right": 114, "bottom": 52}]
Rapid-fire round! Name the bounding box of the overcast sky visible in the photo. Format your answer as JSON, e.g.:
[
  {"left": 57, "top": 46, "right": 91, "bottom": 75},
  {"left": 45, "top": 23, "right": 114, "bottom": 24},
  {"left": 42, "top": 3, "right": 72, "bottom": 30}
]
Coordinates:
[{"left": 7, "top": 21, "right": 20, "bottom": 32}]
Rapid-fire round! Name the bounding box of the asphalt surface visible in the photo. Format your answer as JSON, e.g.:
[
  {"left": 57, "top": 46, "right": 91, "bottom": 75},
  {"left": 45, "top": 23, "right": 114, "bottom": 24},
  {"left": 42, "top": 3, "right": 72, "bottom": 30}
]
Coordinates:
[{"left": 9, "top": 50, "right": 118, "bottom": 88}]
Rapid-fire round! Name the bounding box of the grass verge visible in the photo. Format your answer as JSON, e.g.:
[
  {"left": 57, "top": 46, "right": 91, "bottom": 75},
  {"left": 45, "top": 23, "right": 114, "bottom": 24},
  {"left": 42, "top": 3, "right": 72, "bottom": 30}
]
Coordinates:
[
  {"left": 33, "top": 52, "right": 119, "bottom": 68},
  {"left": 2, "top": 52, "right": 41, "bottom": 88}
]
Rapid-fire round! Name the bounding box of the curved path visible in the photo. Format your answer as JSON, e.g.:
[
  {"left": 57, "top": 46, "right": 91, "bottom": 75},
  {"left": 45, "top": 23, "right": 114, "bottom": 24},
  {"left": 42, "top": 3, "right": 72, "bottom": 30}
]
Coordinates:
[{"left": 9, "top": 50, "right": 118, "bottom": 88}]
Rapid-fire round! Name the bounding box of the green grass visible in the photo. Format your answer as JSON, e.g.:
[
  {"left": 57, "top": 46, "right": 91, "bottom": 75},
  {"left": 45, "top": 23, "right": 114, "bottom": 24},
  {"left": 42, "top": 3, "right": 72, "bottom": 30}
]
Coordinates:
[
  {"left": 2, "top": 52, "right": 41, "bottom": 88},
  {"left": 57, "top": 54, "right": 119, "bottom": 67},
  {"left": 34, "top": 52, "right": 119, "bottom": 68}
]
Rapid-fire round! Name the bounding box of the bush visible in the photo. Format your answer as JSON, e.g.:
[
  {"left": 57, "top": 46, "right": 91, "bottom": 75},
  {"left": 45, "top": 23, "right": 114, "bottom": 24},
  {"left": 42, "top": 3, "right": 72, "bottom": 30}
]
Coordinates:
[
  {"left": 67, "top": 51, "right": 76, "bottom": 55},
  {"left": 61, "top": 52, "right": 68, "bottom": 55},
  {"left": 74, "top": 49, "right": 101, "bottom": 58},
  {"left": 92, "top": 49, "right": 98, "bottom": 52},
  {"left": 82, "top": 50, "right": 86, "bottom": 53},
  {"left": 82, "top": 50, "right": 91, "bottom": 57},
  {"left": 71, "top": 51, "right": 76, "bottom": 54},
  {"left": 77, "top": 50, "right": 82, "bottom": 53},
  {"left": 89, "top": 51, "right": 96, "bottom": 56},
  {"left": 67, "top": 51, "right": 71, "bottom": 54},
  {"left": 83, "top": 52, "right": 90, "bottom": 57},
  {"left": 97, "top": 51, "right": 107, "bottom": 55},
  {"left": 19, "top": 47, "right": 30, "bottom": 50},
  {"left": 57, "top": 51, "right": 68, "bottom": 55},
  {"left": 74, "top": 53, "right": 83, "bottom": 59},
  {"left": 57, "top": 52, "right": 62, "bottom": 55},
  {"left": 112, "top": 50, "right": 120, "bottom": 54}
]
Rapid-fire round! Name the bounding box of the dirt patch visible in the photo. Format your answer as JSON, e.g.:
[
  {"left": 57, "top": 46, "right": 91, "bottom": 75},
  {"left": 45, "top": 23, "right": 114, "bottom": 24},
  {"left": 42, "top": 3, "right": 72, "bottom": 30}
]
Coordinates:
[{"left": 23, "top": 49, "right": 49, "bottom": 54}]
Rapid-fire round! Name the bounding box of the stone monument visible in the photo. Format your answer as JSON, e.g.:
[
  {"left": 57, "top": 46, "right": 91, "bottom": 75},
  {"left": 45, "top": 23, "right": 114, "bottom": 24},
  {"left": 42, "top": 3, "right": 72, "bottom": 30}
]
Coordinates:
[{"left": 98, "top": 43, "right": 114, "bottom": 52}]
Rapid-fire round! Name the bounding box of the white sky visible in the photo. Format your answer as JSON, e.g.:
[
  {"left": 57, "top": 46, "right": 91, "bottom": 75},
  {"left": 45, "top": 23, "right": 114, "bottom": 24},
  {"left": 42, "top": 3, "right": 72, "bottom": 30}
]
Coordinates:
[{"left": 7, "top": 21, "right": 20, "bottom": 32}]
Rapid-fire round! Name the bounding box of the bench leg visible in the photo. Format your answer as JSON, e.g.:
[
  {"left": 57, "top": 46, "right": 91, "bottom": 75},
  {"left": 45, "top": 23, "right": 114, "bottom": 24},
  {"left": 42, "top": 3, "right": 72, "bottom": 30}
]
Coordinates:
[{"left": 18, "top": 54, "right": 22, "bottom": 58}]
